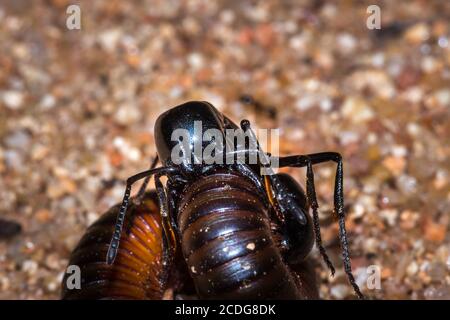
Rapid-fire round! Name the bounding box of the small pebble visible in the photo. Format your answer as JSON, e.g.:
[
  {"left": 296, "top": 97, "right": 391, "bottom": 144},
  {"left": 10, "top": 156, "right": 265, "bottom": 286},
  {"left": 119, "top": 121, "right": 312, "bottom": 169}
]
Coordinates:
[
  {"left": 2, "top": 90, "right": 24, "bottom": 110},
  {"left": 0, "top": 218, "right": 22, "bottom": 239},
  {"left": 330, "top": 284, "right": 350, "bottom": 299},
  {"left": 405, "top": 23, "right": 430, "bottom": 44}
]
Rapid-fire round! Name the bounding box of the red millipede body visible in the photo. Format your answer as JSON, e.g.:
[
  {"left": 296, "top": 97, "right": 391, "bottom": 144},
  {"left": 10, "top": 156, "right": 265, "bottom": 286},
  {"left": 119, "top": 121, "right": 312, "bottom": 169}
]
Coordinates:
[{"left": 61, "top": 192, "right": 168, "bottom": 300}]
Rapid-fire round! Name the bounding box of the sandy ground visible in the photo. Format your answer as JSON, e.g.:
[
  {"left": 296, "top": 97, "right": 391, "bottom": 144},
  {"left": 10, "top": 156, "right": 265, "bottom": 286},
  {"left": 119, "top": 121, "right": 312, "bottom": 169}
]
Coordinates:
[{"left": 0, "top": 0, "right": 449, "bottom": 299}]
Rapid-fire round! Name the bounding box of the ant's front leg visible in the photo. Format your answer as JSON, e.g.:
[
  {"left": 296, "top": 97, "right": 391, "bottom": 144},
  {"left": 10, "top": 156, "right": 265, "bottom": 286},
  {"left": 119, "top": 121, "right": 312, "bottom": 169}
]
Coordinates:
[
  {"left": 154, "top": 174, "right": 177, "bottom": 286},
  {"left": 277, "top": 152, "right": 364, "bottom": 299},
  {"left": 136, "top": 155, "right": 159, "bottom": 203},
  {"left": 106, "top": 166, "right": 177, "bottom": 265},
  {"left": 239, "top": 119, "right": 308, "bottom": 225}
]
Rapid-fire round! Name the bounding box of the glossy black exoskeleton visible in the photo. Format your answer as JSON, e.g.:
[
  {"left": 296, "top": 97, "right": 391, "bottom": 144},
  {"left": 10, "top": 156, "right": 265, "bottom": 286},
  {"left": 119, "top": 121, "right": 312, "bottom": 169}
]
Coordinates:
[{"left": 105, "top": 101, "right": 364, "bottom": 299}]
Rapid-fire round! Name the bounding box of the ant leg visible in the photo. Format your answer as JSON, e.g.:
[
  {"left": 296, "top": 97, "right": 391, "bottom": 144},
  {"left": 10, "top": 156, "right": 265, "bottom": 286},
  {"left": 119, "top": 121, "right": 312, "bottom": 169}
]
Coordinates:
[
  {"left": 239, "top": 119, "right": 307, "bottom": 225},
  {"left": 106, "top": 166, "right": 177, "bottom": 265},
  {"left": 125, "top": 156, "right": 159, "bottom": 236},
  {"left": 277, "top": 152, "right": 364, "bottom": 299},
  {"left": 154, "top": 174, "right": 177, "bottom": 285},
  {"left": 167, "top": 185, "right": 182, "bottom": 233},
  {"left": 136, "top": 155, "right": 159, "bottom": 203},
  {"left": 305, "top": 159, "right": 336, "bottom": 276}
]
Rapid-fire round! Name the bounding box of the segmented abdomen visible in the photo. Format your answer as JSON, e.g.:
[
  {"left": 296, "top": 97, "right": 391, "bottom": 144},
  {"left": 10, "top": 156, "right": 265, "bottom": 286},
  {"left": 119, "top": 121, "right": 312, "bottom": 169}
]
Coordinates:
[
  {"left": 178, "top": 172, "right": 302, "bottom": 299},
  {"left": 61, "top": 192, "right": 165, "bottom": 300}
]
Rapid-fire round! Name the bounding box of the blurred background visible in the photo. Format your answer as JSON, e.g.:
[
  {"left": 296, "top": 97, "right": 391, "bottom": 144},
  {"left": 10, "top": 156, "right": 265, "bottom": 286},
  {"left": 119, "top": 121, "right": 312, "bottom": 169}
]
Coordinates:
[{"left": 0, "top": 0, "right": 449, "bottom": 299}]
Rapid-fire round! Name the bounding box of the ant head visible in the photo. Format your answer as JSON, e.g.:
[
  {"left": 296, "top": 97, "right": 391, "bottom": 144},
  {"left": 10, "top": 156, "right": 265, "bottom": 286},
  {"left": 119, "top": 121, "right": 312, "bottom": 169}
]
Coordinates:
[{"left": 154, "top": 101, "right": 226, "bottom": 176}]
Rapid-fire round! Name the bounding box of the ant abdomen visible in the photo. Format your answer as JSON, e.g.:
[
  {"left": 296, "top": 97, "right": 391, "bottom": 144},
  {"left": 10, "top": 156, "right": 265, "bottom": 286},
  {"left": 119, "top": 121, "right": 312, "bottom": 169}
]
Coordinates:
[
  {"left": 178, "top": 172, "right": 304, "bottom": 299},
  {"left": 61, "top": 192, "right": 165, "bottom": 300}
]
